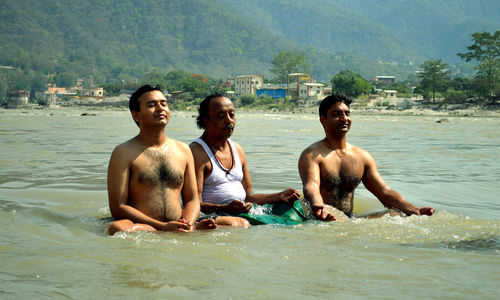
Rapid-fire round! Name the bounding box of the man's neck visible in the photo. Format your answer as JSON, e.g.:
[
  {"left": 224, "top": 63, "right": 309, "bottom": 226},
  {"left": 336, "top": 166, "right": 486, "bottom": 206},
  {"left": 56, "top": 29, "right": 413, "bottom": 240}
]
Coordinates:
[
  {"left": 138, "top": 127, "right": 167, "bottom": 147},
  {"left": 324, "top": 133, "right": 347, "bottom": 150},
  {"left": 201, "top": 132, "right": 228, "bottom": 151}
]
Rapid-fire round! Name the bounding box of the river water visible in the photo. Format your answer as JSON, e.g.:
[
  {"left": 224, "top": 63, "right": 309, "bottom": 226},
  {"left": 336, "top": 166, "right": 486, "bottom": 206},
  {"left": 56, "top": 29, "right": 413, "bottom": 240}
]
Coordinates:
[{"left": 0, "top": 108, "right": 499, "bottom": 299}]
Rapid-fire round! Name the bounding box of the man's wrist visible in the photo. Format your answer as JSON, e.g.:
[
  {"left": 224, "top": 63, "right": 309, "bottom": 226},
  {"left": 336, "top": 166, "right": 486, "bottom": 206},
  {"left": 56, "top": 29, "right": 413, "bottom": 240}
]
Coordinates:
[{"left": 312, "top": 204, "right": 324, "bottom": 212}]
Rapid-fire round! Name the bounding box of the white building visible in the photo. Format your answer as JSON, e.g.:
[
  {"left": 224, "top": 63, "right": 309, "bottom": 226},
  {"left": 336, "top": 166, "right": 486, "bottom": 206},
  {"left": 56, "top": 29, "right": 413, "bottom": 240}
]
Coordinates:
[
  {"left": 299, "top": 83, "right": 325, "bottom": 100},
  {"left": 233, "top": 75, "right": 264, "bottom": 97},
  {"left": 84, "top": 87, "right": 104, "bottom": 97},
  {"left": 381, "top": 90, "right": 398, "bottom": 98}
]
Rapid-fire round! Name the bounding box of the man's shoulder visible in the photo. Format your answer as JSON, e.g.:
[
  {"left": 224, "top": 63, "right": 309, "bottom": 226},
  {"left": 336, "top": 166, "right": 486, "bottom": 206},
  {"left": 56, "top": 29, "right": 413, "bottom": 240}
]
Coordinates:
[
  {"left": 301, "top": 140, "right": 325, "bottom": 154},
  {"left": 348, "top": 144, "right": 374, "bottom": 162},
  {"left": 113, "top": 137, "right": 139, "bottom": 153},
  {"left": 168, "top": 138, "right": 191, "bottom": 152}
]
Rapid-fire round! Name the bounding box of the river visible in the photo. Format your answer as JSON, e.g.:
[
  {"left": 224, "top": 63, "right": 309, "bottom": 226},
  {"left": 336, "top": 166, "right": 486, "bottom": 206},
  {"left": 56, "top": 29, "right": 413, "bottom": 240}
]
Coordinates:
[{"left": 0, "top": 107, "right": 499, "bottom": 299}]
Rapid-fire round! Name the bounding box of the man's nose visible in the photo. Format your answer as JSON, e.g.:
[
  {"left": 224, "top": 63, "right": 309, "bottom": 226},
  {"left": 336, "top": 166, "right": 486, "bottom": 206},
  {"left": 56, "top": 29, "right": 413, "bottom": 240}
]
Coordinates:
[{"left": 224, "top": 113, "right": 234, "bottom": 122}]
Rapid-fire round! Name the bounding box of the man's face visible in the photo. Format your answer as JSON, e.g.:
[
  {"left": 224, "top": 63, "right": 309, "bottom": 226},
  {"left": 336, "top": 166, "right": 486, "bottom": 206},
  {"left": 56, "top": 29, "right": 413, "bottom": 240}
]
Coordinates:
[
  {"left": 320, "top": 102, "right": 351, "bottom": 134},
  {"left": 132, "top": 90, "right": 170, "bottom": 128},
  {"left": 205, "top": 97, "right": 235, "bottom": 138}
]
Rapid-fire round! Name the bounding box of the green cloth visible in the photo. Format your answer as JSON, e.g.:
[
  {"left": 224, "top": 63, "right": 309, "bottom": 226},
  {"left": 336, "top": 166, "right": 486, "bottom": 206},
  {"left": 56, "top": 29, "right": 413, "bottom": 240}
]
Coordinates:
[{"left": 238, "top": 199, "right": 313, "bottom": 226}]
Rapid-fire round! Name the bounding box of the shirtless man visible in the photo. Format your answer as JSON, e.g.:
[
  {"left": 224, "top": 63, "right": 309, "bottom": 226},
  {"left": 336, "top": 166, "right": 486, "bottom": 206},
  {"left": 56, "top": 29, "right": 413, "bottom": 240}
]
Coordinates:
[
  {"left": 189, "top": 93, "right": 301, "bottom": 226},
  {"left": 298, "top": 94, "right": 435, "bottom": 221},
  {"left": 107, "top": 85, "right": 215, "bottom": 235}
]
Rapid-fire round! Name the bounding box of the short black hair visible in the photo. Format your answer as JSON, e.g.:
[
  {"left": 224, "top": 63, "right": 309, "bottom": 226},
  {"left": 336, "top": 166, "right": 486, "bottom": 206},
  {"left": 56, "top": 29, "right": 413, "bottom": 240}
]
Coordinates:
[
  {"left": 196, "top": 92, "right": 226, "bottom": 129},
  {"left": 319, "top": 94, "right": 352, "bottom": 117},
  {"left": 129, "top": 85, "right": 163, "bottom": 112}
]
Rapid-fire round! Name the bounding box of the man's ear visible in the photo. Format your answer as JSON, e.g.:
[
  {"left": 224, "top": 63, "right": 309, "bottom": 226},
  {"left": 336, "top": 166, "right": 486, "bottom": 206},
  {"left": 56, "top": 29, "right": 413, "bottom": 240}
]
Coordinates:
[
  {"left": 131, "top": 110, "right": 140, "bottom": 125},
  {"left": 319, "top": 115, "right": 326, "bottom": 127}
]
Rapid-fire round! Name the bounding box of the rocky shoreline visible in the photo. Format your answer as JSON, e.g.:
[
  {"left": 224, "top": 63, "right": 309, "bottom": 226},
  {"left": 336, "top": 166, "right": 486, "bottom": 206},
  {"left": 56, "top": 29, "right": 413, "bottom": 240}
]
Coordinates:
[{"left": 3, "top": 98, "right": 500, "bottom": 118}]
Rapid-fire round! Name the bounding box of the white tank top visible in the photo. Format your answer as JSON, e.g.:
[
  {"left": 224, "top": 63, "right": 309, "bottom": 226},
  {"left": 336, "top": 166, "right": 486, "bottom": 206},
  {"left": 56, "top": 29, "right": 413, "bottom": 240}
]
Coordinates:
[{"left": 193, "top": 138, "right": 246, "bottom": 204}]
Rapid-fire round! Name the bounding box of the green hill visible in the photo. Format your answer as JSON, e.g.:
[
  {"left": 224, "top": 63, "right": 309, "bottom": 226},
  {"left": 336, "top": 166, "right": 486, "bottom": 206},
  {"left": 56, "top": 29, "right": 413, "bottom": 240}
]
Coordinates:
[{"left": 0, "top": 0, "right": 498, "bottom": 84}]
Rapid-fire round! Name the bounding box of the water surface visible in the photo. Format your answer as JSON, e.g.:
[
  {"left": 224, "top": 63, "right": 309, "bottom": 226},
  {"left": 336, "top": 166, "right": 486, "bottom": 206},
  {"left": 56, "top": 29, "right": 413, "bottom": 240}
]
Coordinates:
[{"left": 0, "top": 108, "right": 499, "bottom": 299}]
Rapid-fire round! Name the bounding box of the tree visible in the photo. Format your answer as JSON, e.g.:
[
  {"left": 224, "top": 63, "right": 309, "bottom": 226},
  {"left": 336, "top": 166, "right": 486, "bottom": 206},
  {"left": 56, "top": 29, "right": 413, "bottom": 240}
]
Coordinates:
[
  {"left": 270, "top": 50, "right": 311, "bottom": 83},
  {"left": 458, "top": 31, "right": 500, "bottom": 100},
  {"left": 331, "top": 69, "right": 371, "bottom": 98},
  {"left": 390, "top": 82, "right": 411, "bottom": 94},
  {"left": 55, "top": 72, "right": 78, "bottom": 88},
  {"left": 417, "top": 59, "right": 449, "bottom": 102},
  {"left": 0, "top": 79, "right": 7, "bottom": 105}
]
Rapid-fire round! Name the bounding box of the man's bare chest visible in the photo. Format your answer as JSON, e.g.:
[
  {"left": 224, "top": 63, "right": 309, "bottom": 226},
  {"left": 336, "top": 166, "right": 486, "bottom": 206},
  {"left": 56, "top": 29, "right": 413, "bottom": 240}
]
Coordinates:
[
  {"left": 131, "top": 150, "right": 184, "bottom": 189},
  {"left": 320, "top": 156, "right": 363, "bottom": 190}
]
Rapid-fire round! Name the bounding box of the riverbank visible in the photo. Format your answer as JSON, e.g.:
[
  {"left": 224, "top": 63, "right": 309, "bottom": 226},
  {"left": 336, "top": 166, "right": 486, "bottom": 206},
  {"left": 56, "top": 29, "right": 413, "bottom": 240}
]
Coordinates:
[
  {"left": 237, "top": 101, "right": 500, "bottom": 117},
  {"left": 3, "top": 98, "right": 500, "bottom": 118}
]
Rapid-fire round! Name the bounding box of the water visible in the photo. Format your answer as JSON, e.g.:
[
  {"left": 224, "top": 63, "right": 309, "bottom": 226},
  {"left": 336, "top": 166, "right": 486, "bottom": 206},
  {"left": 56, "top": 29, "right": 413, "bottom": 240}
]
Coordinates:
[{"left": 0, "top": 108, "right": 499, "bottom": 299}]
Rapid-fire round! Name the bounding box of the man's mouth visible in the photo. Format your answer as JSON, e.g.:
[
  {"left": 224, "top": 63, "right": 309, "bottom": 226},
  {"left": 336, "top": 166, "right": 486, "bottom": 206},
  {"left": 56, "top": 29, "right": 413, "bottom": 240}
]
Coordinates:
[{"left": 224, "top": 124, "right": 235, "bottom": 130}]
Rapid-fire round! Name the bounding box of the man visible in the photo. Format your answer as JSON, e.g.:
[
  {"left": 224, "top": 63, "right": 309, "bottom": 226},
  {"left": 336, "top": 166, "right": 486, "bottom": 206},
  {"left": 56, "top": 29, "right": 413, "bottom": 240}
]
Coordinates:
[
  {"left": 107, "top": 85, "right": 215, "bottom": 235},
  {"left": 298, "top": 94, "right": 435, "bottom": 221},
  {"left": 189, "top": 93, "right": 301, "bottom": 226}
]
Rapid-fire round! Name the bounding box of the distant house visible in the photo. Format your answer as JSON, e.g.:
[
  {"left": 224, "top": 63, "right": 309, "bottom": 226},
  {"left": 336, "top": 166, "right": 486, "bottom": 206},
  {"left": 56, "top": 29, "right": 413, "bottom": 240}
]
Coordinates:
[
  {"left": 299, "top": 83, "right": 324, "bottom": 100},
  {"left": 381, "top": 90, "right": 398, "bottom": 98},
  {"left": 48, "top": 87, "right": 69, "bottom": 95},
  {"left": 287, "top": 73, "right": 324, "bottom": 100},
  {"left": 84, "top": 87, "right": 103, "bottom": 97},
  {"left": 234, "top": 75, "right": 264, "bottom": 97},
  {"left": 7, "top": 89, "right": 30, "bottom": 108},
  {"left": 373, "top": 76, "right": 396, "bottom": 85}
]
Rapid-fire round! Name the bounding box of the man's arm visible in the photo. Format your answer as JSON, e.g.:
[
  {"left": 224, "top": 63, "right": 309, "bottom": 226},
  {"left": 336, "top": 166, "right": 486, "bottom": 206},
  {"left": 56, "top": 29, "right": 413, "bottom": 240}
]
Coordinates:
[
  {"left": 298, "top": 147, "right": 336, "bottom": 221},
  {"left": 179, "top": 143, "right": 201, "bottom": 227},
  {"left": 107, "top": 145, "right": 181, "bottom": 230},
  {"left": 361, "top": 150, "right": 434, "bottom": 216}
]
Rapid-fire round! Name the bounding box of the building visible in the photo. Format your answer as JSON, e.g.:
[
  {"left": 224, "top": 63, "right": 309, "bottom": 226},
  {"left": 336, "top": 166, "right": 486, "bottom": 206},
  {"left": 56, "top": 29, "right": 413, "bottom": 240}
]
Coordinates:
[
  {"left": 287, "top": 73, "right": 324, "bottom": 101},
  {"left": 233, "top": 75, "right": 264, "bottom": 97},
  {"left": 256, "top": 87, "right": 287, "bottom": 99},
  {"left": 84, "top": 87, "right": 103, "bottom": 97},
  {"left": 381, "top": 90, "right": 398, "bottom": 98},
  {"left": 373, "top": 76, "right": 396, "bottom": 85},
  {"left": 299, "top": 83, "right": 324, "bottom": 100},
  {"left": 7, "top": 89, "right": 30, "bottom": 108}
]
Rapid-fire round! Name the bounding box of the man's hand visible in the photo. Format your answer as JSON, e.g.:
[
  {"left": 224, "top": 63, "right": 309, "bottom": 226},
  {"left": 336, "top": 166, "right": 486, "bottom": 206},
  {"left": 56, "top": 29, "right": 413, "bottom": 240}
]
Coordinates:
[
  {"left": 312, "top": 205, "right": 336, "bottom": 221},
  {"left": 226, "top": 200, "right": 253, "bottom": 214},
  {"left": 161, "top": 220, "right": 194, "bottom": 232},
  {"left": 279, "top": 188, "right": 301, "bottom": 203},
  {"left": 417, "top": 206, "right": 435, "bottom": 216}
]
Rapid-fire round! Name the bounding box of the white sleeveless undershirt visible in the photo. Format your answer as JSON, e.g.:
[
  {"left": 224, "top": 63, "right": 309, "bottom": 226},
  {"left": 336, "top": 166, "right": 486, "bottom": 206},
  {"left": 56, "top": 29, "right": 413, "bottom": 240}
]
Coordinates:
[{"left": 193, "top": 138, "right": 246, "bottom": 204}]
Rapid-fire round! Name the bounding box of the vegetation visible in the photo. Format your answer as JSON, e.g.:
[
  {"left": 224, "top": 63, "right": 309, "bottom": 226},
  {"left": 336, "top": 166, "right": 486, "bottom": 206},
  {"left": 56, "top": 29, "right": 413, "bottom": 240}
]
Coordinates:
[
  {"left": 331, "top": 70, "right": 371, "bottom": 98},
  {"left": 415, "top": 59, "right": 450, "bottom": 102},
  {"left": 458, "top": 31, "right": 500, "bottom": 101},
  {"left": 270, "top": 50, "right": 311, "bottom": 83}
]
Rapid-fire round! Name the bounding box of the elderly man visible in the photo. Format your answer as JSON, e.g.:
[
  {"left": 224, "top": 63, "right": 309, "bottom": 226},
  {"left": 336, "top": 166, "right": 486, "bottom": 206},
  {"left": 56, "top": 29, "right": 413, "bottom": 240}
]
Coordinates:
[{"left": 189, "top": 93, "right": 301, "bottom": 226}]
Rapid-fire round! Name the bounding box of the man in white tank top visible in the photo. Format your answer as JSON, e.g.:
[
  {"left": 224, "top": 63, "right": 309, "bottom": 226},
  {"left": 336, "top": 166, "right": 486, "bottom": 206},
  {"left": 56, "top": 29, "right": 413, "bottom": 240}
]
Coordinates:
[{"left": 189, "top": 93, "right": 301, "bottom": 227}]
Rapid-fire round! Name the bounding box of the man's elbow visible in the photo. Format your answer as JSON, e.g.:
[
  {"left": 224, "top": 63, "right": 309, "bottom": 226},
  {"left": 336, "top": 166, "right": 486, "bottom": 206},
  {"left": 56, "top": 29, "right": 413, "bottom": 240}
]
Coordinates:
[{"left": 109, "top": 205, "right": 126, "bottom": 220}]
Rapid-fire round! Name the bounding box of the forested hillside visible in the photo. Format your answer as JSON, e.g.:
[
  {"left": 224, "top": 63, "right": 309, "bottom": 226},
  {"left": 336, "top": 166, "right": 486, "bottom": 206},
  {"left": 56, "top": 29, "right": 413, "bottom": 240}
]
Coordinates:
[{"left": 0, "top": 0, "right": 498, "bottom": 85}]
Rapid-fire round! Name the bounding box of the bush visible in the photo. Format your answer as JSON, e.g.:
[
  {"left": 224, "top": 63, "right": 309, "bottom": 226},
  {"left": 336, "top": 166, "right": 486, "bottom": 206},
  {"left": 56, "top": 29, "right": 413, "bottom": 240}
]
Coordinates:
[
  {"left": 240, "top": 94, "right": 257, "bottom": 106},
  {"left": 444, "top": 89, "right": 468, "bottom": 104}
]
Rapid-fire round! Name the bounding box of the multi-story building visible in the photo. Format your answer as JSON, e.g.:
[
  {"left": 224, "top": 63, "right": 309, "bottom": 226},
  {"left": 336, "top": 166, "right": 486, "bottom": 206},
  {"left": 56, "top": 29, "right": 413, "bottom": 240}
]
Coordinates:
[
  {"left": 233, "top": 75, "right": 264, "bottom": 97},
  {"left": 373, "top": 75, "right": 396, "bottom": 86},
  {"left": 288, "top": 73, "right": 324, "bottom": 101}
]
